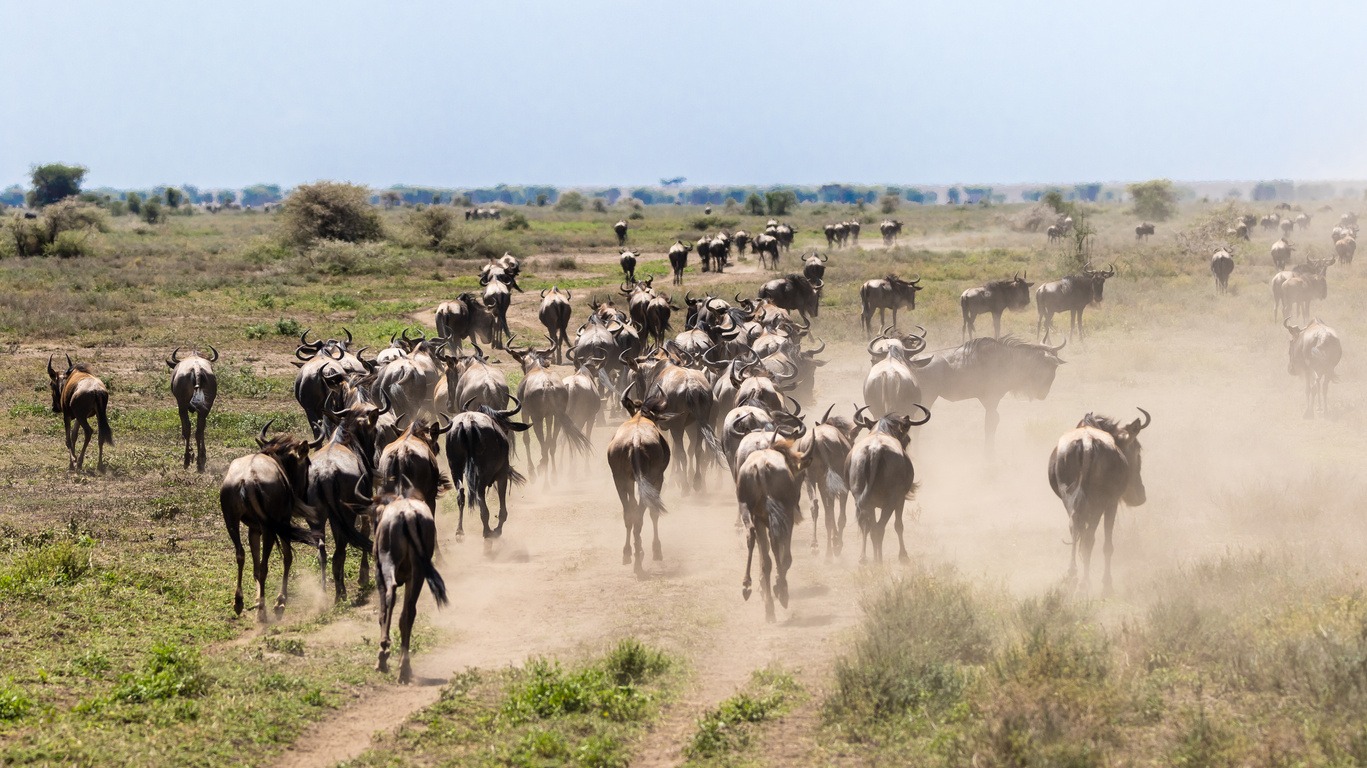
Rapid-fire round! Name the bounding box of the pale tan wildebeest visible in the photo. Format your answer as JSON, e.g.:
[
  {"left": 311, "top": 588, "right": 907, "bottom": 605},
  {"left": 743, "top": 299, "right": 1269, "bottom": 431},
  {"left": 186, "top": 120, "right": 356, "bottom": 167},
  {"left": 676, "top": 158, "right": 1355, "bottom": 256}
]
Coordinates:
[
  {"left": 608, "top": 389, "right": 672, "bottom": 575},
  {"left": 48, "top": 354, "right": 113, "bottom": 472},
  {"left": 168, "top": 346, "right": 218, "bottom": 472},
  {"left": 1286, "top": 318, "right": 1342, "bottom": 418}
]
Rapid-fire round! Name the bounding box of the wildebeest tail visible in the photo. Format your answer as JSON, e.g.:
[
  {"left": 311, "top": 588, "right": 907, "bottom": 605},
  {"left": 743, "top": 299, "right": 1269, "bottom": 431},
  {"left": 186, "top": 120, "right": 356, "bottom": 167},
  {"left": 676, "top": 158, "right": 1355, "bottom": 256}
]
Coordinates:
[
  {"left": 188, "top": 368, "right": 211, "bottom": 415},
  {"left": 631, "top": 450, "right": 667, "bottom": 515},
  {"left": 320, "top": 481, "right": 374, "bottom": 551},
  {"left": 401, "top": 511, "right": 448, "bottom": 607},
  {"left": 559, "top": 414, "right": 592, "bottom": 456},
  {"left": 685, "top": 389, "right": 725, "bottom": 461},
  {"left": 95, "top": 390, "right": 114, "bottom": 447}
]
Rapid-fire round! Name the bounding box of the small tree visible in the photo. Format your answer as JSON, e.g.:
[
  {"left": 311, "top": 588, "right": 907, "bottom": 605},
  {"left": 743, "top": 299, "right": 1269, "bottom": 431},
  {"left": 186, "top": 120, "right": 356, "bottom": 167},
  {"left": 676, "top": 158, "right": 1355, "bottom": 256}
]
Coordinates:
[
  {"left": 142, "top": 198, "right": 164, "bottom": 224},
  {"left": 591, "top": 199, "right": 607, "bottom": 213},
  {"left": 765, "top": 190, "right": 797, "bottom": 216},
  {"left": 745, "top": 193, "right": 765, "bottom": 215},
  {"left": 27, "top": 163, "right": 87, "bottom": 208},
  {"left": 281, "top": 182, "right": 384, "bottom": 247},
  {"left": 216, "top": 190, "right": 236, "bottom": 205},
  {"left": 126, "top": 192, "right": 143, "bottom": 215},
  {"left": 536, "top": 193, "right": 549, "bottom": 207},
  {"left": 555, "top": 191, "right": 585, "bottom": 212},
  {"left": 879, "top": 194, "right": 900, "bottom": 215},
  {"left": 1128, "top": 179, "right": 1178, "bottom": 221},
  {"left": 165, "top": 187, "right": 183, "bottom": 209},
  {"left": 407, "top": 206, "right": 455, "bottom": 249}
]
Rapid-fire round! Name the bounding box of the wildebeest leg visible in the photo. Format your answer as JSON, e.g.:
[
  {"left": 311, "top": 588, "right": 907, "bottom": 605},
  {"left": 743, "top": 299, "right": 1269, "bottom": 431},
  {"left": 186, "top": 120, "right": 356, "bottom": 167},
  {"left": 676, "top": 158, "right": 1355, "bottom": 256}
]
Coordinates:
[
  {"left": 688, "top": 422, "right": 704, "bottom": 490},
  {"left": 856, "top": 499, "right": 873, "bottom": 563},
  {"left": 1101, "top": 507, "right": 1117, "bottom": 598},
  {"left": 1320, "top": 373, "right": 1331, "bottom": 417},
  {"left": 398, "top": 576, "right": 422, "bottom": 683},
  {"left": 359, "top": 514, "right": 372, "bottom": 591},
  {"left": 375, "top": 558, "right": 395, "bottom": 673},
  {"left": 1072, "top": 308, "right": 1083, "bottom": 341},
  {"left": 631, "top": 502, "right": 645, "bottom": 575},
  {"left": 75, "top": 417, "right": 94, "bottom": 472},
  {"left": 992, "top": 310, "right": 1004, "bottom": 339},
  {"left": 670, "top": 428, "right": 688, "bottom": 492},
  {"left": 615, "top": 475, "right": 636, "bottom": 567},
  {"left": 179, "top": 407, "right": 193, "bottom": 469},
  {"left": 1304, "top": 372, "right": 1315, "bottom": 419},
  {"left": 771, "top": 518, "right": 793, "bottom": 610},
  {"left": 523, "top": 422, "right": 537, "bottom": 482},
  {"left": 870, "top": 508, "right": 889, "bottom": 564},
  {"left": 493, "top": 477, "right": 509, "bottom": 536},
  {"left": 254, "top": 530, "right": 271, "bottom": 622},
  {"left": 195, "top": 410, "right": 209, "bottom": 472},
  {"left": 742, "top": 523, "right": 755, "bottom": 601},
  {"left": 226, "top": 516, "right": 246, "bottom": 615},
  {"left": 649, "top": 506, "right": 662, "bottom": 563},
  {"left": 807, "top": 480, "right": 821, "bottom": 554},
  {"left": 757, "top": 521, "right": 775, "bottom": 622},
  {"left": 329, "top": 517, "right": 348, "bottom": 603},
  {"left": 455, "top": 478, "right": 467, "bottom": 539},
  {"left": 63, "top": 414, "right": 76, "bottom": 469},
  {"left": 275, "top": 539, "right": 293, "bottom": 619},
  {"left": 982, "top": 397, "right": 1002, "bottom": 454},
  {"left": 1076, "top": 517, "right": 1097, "bottom": 595},
  {"left": 891, "top": 307, "right": 899, "bottom": 331},
  {"left": 835, "top": 492, "right": 848, "bottom": 556},
  {"left": 893, "top": 501, "right": 910, "bottom": 563},
  {"left": 878, "top": 307, "right": 887, "bottom": 331},
  {"left": 1066, "top": 515, "right": 1080, "bottom": 587}
]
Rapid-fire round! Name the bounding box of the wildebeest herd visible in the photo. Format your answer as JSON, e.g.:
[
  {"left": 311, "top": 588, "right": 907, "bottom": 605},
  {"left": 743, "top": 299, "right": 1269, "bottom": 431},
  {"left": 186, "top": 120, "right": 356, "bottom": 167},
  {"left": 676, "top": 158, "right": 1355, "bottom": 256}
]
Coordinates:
[{"left": 43, "top": 210, "right": 1350, "bottom": 681}]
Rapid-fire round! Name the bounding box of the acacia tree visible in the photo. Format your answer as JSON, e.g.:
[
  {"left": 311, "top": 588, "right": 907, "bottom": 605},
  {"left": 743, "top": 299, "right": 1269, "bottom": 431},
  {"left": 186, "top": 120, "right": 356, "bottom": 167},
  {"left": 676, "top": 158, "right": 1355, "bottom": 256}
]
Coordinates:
[
  {"left": 27, "top": 163, "right": 87, "bottom": 207},
  {"left": 281, "top": 182, "right": 383, "bottom": 246},
  {"left": 765, "top": 190, "right": 797, "bottom": 216},
  {"left": 1128, "top": 179, "right": 1178, "bottom": 221}
]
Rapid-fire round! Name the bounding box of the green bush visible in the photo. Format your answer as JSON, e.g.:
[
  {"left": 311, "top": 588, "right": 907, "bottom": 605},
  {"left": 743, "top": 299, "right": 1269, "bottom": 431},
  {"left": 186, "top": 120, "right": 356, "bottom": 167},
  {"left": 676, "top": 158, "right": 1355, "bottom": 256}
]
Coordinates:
[
  {"left": 112, "top": 643, "right": 209, "bottom": 703},
  {"left": 125, "top": 191, "right": 142, "bottom": 214},
  {"left": 407, "top": 205, "right": 456, "bottom": 249},
  {"left": 5, "top": 199, "right": 107, "bottom": 257},
  {"left": 0, "top": 537, "right": 94, "bottom": 596},
  {"left": 0, "top": 683, "right": 32, "bottom": 720},
  {"left": 301, "top": 239, "right": 404, "bottom": 276},
  {"left": 502, "top": 211, "right": 530, "bottom": 231},
  {"left": 555, "top": 191, "right": 586, "bottom": 212},
  {"left": 281, "top": 181, "right": 384, "bottom": 247},
  {"left": 27, "top": 162, "right": 87, "bottom": 207},
  {"left": 142, "top": 198, "right": 164, "bottom": 224},
  {"left": 46, "top": 229, "right": 95, "bottom": 258},
  {"left": 1129, "top": 179, "right": 1178, "bottom": 221}
]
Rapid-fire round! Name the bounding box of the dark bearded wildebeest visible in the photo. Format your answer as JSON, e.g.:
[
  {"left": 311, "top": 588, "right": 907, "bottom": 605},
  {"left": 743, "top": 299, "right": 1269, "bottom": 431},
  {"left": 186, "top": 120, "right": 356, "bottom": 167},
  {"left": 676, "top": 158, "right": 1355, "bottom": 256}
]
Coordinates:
[
  {"left": 1271, "top": 237, "right": 1293, "bottom": 270},
  {"left": 668, "top": 240, "right": 692, "bottom": 285},
  {"left": 1286, "top": 318, "right": 1342, "bottom": 418},
  {"left": 644, "top": 291, "right": 679, "bottom": 346},
  {"left": 774, "top": 223, "right": 794, "bottom": 252},
  {"left": 960, "top": 274, "right": 1034, "bottom": 339},
  {"left": 802, "top": 252, "right": 828, "bottom": 284},
  {"left": 1134, "top": 222, "right": 1155, "bottom": 240},
  {"left": 1049, "top": 409, "right": 1150, "bottom": 596},
  {"left": 734, "top": 230, "right": 750, "bottom": 255},
  {"left": 608, "top": 389, "right": 672, "bottom": 575},
  {"left": 48, "top": 354, "right": 113, "bottom": 472},
  {"left": 220, "top": 423, "right": 322, "bottom": 621},
  {"left": 167, "top": 346, "right": 217, "bottom": 472},
  {"left": 446, "top": 397, "right": 531, "bottom": 539},
  {"left": 619, "top": 249, "right": 638, "bottom": 283},
  {"left": 509, "top": 344, "right": 591, "bottom": 481},
  {"left": 847, "top": 219, "right": 861, "bottom": 244},
  {"left": 879, "top": 219, "right": 903, "bottom": 245},
  {"left": 711, "top": 233, "right": 733, "bottom": 270},
  {"left": 538, "top": 287, "right": 573, "bottom": 364},
  {"left": 440, "top": 342, "right": 509, "bottom": 416},
  {"left": 1210, "top": 248, "right": 1234, "bottom": 293},
  {"left": 436, "top": 294, "right": 496, "bottom": 351},
  {"left": 696, "top": 235, "right": 713, "bottom": 272},
  {"left": 614, "top": 219, "right": 628, "bottom": 246},
  {"left": 372, "top": 478, "right": 448, "bottom": 683},
  {"left": 736, "top": 427, "right": 811, "bottom": 622},
  {"left": 1336, "top": 235, "right": 1356, "bottom": 265},
  {"left": 823, "top": 224, "right": 837, "bottom": 248},
  {"left": 847, "top": 406, "right": 930, "bottom": 563},
  {"left": 563, "top": 351, "right": 608, "bottom": 448},
  {"left": 377, "top": 418, "right": 452, "bottom": 510},
  {"left": 859, "top": 275, "right": 922, "bottom": 336},
  {"left": 627, "top": 349, "right": 721, "bottom": 492},
  {"left": 833, "top": 221, "right": 849, "bottom": 247},
  {"left": 309, "top": 399, "right": 387, "bottom": 603},
  {"left": 910, "top": 336, "right": 1066, "bottom": 445},
  {"left": 863, "top": 343, "right": 922, "bottom": 419},
  {"left": 753, "top": 233, "right": 780, "bottom": 270},
  {"left": 480, "top": 268, "right": 520, "bottom": 350},
  {"left": 294, "top": 329, "right": 372, "bottom": 438},
  {"left": 807, "top": 405, "right": 858, "bottom": 558},
  {"left": 1034, "top": 264, "right": 1114, "bottom": 343},
  {"left": 758, "top": 274, "right": 822, "bottom": 320}
]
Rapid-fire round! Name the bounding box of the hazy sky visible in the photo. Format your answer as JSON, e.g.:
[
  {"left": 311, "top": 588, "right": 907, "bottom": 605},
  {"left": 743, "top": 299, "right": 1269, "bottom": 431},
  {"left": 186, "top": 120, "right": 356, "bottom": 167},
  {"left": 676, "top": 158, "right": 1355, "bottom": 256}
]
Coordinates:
[{"left": 2, "top": 1, "right": 1364, "bottom": 190}]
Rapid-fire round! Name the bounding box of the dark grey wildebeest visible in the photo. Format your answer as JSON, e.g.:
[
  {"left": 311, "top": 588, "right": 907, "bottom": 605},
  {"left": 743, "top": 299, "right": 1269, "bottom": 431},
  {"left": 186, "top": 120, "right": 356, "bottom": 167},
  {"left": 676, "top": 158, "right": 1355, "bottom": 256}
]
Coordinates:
[
  {"left": 614, "top": 219, "right": 629, "bottom": 246},
  {"left": 48, "top": 354, "right": 113, "bottom": 472},
  {"left": 879, "top": 219, "right": 903, "bottom": 246},
  {"left": 607, "top": 389, "right": 672, "bottom": 575},
  {"left": 668, "top": 240, "right": 693, "bottom": 285},
  {"left": 859, "top": 275, "right": 922, "bottom": 336},
  {"left": 167, "top": 346, "right": 218, "bottom": 471},
  {"left": 1049, "top": 409, "right": 1149, "bottom": 596},
  {"left": 1034, "top": 265, "right": 1114, "bottom": 343},
  {"left": 619, "top": 248, "right": 638, "bottom": 283},
  {"left": 1210, "top": 248, "right": 1234, "bottom": 294},
  {"left": 371, "top": 477, "right": 448, "bottom": 683},
  {"left": 803, "top": 252, "right": 828, "bottom": 284},
  {"left": 846, "top": 406, "right": 930, "bottom": 563},
  {"left": 960, "top": 274, "right": 1034, "bottom": 339},
  {"left": 806, "top": 405, "right": 859, "bottom": 559},
  {"left": 757, "top": 274, "right": 822, "bottom": 320},
  {"left": 1134, "top": 222, "right": 1155, "bottom": 240},
  {"left": 909, "top": 336, "right": 1065, "bottom": 446},
  {"left": 1286, "top": 318, "right": 1342, "bottom": 418},
  {"left": 309, "top": 400, "right": 387, "bottom": 604},
  {"left": 219, "top": 423, "right": 322, "bottom": 621},
  {"left": 735, "top": 428, "right": 811, "bottom": 622},
  {"left": 538, "top": 287, "right": 573, "bottom": 364},
  {"left": 436, "top": 293, "right": 496, "bottom": 352},
  {"left": 446, "top": 397, "right": 531, "bottom": 540}
]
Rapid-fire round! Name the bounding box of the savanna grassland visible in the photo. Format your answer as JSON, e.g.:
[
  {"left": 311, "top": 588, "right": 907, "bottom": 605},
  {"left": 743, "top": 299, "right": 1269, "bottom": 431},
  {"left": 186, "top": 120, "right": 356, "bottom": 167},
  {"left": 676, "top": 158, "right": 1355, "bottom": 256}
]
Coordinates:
[{"left": 4, "top": 195, "right": 1367, "bottom": 767}]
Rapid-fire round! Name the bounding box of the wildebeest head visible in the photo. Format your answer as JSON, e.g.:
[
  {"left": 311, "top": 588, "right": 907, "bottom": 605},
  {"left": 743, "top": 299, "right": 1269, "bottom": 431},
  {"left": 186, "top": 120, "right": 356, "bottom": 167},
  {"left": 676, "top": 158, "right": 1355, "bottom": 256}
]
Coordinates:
[
  {"left": 254, "top": 420, "right": 316, "bottom": 500},
  {"left": 1081, "top": 263, "right": 1116, "bottom": 303},
  {"left": 166, "top": 345, "right": 218, "bottom": 369},
  {"left": 47, "top": 354, "right": 79, "bottom": 413},
  {"left": 852, "top": 404, "right": 931, "bottom": 445},
  {"left": 1079, "top": 408, "right": 1150, "bottom": 506}
]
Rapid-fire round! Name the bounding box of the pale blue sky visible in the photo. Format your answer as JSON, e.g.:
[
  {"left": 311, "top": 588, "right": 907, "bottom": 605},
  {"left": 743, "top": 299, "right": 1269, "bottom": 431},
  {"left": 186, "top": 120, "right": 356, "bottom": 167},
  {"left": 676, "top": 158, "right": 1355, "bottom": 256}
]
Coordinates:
[{"left": 2, "top": 1, "right": 1363, "bottom": 190}]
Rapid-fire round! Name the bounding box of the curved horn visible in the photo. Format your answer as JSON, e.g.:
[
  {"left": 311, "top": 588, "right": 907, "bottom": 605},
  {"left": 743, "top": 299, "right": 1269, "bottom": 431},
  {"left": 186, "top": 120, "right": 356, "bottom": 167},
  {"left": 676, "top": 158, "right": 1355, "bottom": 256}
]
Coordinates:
[
  {"left": 908, "top": 403, "right": 932, "bottom": 426},
  {"left": 401, "top": 327, "right": 412, "bottom": 343},
  {"left": 169, "top": 346, "right": 181, "bottom": 365},
  {"left": 1048, "top": 339, "right": 1067, "bottom": 354},
  {"left": 820, "top": 253, "right": 828, "bottom": 262},
  {"left": 730, "top": 360, "right": 745, "bottom": 387},
  {"left": 300, "top": 328, "right": 315, "bottom": 347},
  {"left": 818, "top": 403, "right": 835, "bottom": 425},
  {"left": 207, "top": 344, "right": 218, "bottom": 363},
  {"left": 65, "top": 354, "right": 73, "bottom": 373},
  {"left": 619, "top": 282, "right": 634, "bottom": 295},
  {"left": 852, "top": 405, "right": 874, "bottom": 429},
  {"left": 376, "top": 391, "right": 392, "bottom": 416},
  {"left": 257, "top": 419, "right": 274, "bottom": 445},
  {"left": 867, "top": 337, "right": 885, "bottom": 357},
  {"left": 910, "top": 274, "right": 921, "bottom": 285},
  {"left": 295, "top": 346, "right": 316, "bottom": 361},
  {"left": 501, "top": 395, "right": 522, "bottom": 418},
  {"left": 342, "top": 327, "right": 352, "bottom": 345},
  {"left": 784, "top": 393, "right": 803, "bottom": 418},
  {"left": 805, "top": 338, "right": 825, "bottom": 357},
  {"left": 47, "top": 354, "right": 56, "bottom": 377},
  {"left": 1135, "top": 407, "right": 1151, "bottom": 431},
  {"left": 565, "top": 290, "right": 571, "bottom": 301},
  {"left": 540, "top": 288, "right": 548, "bottom": 298}
]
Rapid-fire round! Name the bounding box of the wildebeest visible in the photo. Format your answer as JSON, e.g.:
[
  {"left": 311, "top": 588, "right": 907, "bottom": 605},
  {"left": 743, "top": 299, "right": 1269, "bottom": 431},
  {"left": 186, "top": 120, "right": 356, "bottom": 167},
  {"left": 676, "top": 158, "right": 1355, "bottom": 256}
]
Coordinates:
[
  {"left": 48, "top": 354, "right": 113, "bottom": 472},
  {"left": 1272, "top": 258, "right": 1331, "bottom": 321},
  {"left": 436, "top": 293, "right": 496, "bottom": 351},
  {"left": 1286, "top": 318, "right": 1342, "bottom": 418},
  {"left": 774, "top": 223, "right": 794, "bottom": 252},
  {"left": 446, "top": 397, "right": 531, "bottom": 539},
  {"left": 1336, "top": 235, "right": 1356, "bottom": 265},
  {"left": 752, "top": 233, "right": 780, "bottom": 270},
  {"left": 910, "top": 336, "right": 1066, "bottom": 445},
  {"left": 734, "top": 230, "right": 750, "bottom": 255},
  {"left": 960, "top": 274, "right": 1034, "bottom": 339},
  {"left": 822, "top": 224, "right": 838, "bottom": 248},
  {"left": 376, "top": 418, "right": 452, "bottom": 510},
  {"left": 510, "top": 344, "right": 590, "bottom": 481},
  {"left": 847, "top": 406, "right": 930, "bottom": 563},
  {"left": 1295, "top": 212, "right": 1312, "bottom": 229},
  {"left": 847, "top": 219, "right": 861, "bottom": 244},
  {"left": 608, "top": 389, "right": 672, "bottom": 575},
  {"left": 614, "top": 219, "right": 628, "bottom": 246},
  {"left": 625, "top": 349, "right": 720, "bottom": 492},
  {"left": 1210, "top": 248, "right": 1234, "bottom": 293},
  {"left": 859, "top": 275, "right": 922, "bottom": 336},
  {"left": 1261, "top": 213, "right": 1280, "bottom": 230},
  {"left": 863, "top": 343, "right": 922, "bottom": 420},
  {"left": 1280, "top": 218, "right": 1295, "bottom": 236},
  {"left": 696, "top": 235, "right": 713, "bottom": 272},
  {"left": 1270, "top": 237, "right": 1293, "bottom": 270},
  {"left": 1046, "top": 225, "right": 1062, "bottom": 242},
  {"left": 1049, "top": 409, "right": 1150, "bottom": 596},
  {"left": 220, "top": 422, "right": 322, "bottom": 621},
  {"left": 757, "top": 274, "right": 822, "bottom": 320},
  {"left": 668, "top": 240, "right": 692, "bottom": 285},
  {"left": 538, "top": 287, "right": 573, "bottom": 364},
  {"left": 371, "top": 478, "right": 448, "bottom": 683},
  {"left": 1034, "top": 265, "right": 1114, "bottom": 343},
  {"left": 167, "top": 346, "right": 217, "bottom": 472},
  {"left": 293, "top": 329, "right": 372, "bottom": 437},
  {"left": 480, "top": 269, "right": 519, "bottom": 350},
  {"left": 1134, "top": 222, "right": 1155, "bottom": 240},
  {"left": 308, "top": 400, "right": 386, "bottom": 603},
  {"left": 879, "top": 219, "right": 903, "bottom": 246},
  {"left": 619, "top": 249, "right": 638, "bottom": 283},
  {"left": 736, "top": 427, "right": 810, "bottom": 621},
  {"left": 806, "top": 405, "right": 858, "bottom": 558},
  {"left": 802, "top": 252, "right": 828, "bottom": 284}
]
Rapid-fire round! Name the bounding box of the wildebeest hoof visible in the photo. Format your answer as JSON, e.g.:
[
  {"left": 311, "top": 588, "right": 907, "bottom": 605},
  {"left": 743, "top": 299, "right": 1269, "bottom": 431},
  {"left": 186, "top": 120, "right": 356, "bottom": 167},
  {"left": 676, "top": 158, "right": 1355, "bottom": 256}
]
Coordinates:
[
  {"left": 454, "top": 530, "right": 465, "bottom": 541},
  {"left": 622, "top": 550, "right": 633, "bottom": 566},
  {"left": 742, "top": 587, "right": 752, "bottom": 601},
  {"left": 399, "top": 666, "right": 412, "bottom": 684},
  {"left": 652, "top": 543, "right": 662, "bottom": 560},
  {"left": 899, "top": 552, "right": 910, "bottom": 564},
  {"left": 776, "top": 583, "right": 789, "bottom": 608}
]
